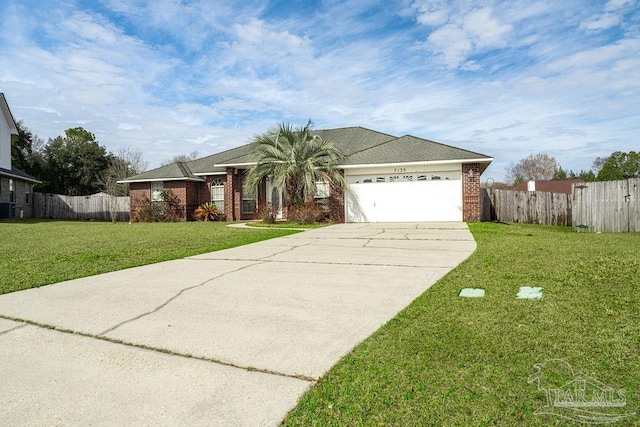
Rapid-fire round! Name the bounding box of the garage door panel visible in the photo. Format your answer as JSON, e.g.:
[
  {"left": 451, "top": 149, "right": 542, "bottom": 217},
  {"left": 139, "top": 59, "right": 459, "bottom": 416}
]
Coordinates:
[{"left": 346, "top": 180, "right": 462, "bottom": 222}]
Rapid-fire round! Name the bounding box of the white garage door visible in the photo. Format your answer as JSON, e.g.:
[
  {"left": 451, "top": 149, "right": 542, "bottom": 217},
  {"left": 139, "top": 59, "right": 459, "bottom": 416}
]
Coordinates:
[{"left": 345, "top": 172, "right": 462, "bottom": 222}]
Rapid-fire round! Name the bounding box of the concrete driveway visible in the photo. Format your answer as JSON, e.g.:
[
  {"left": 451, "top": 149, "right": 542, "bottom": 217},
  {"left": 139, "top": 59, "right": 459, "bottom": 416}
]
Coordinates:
[{"left": 0, "top": 222, "right": 475, "bottom": 426}]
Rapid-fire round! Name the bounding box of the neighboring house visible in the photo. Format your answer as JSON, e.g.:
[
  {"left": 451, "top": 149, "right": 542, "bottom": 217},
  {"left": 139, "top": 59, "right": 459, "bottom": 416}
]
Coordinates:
[
  {"left": 513, "top": 179, "right": 584, "bottom": 194},
  {"left": 0, "top": 93, "right": 40, "bottom": 219},
  {"left": 121, "top": 127, "right": 493, "bottom": 223}
]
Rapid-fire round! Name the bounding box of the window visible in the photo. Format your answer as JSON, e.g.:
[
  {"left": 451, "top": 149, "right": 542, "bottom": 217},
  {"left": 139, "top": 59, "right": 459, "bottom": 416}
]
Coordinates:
[
  {"left": 25, "top": 186, "right": 30, "bottom": 205},
  {"left": 151, "top": 182, "right": 163, "bottom": 202},
  {"left": 210, "top": 178, "right": 224, "bottom": 211},
  {"left": 242, "top": 191, "right": 257, "bottom": 214},
  {"left": 315, "top": 180, "right": 330, "bottom": 205},
  {"left": 9, "top": 179, "right": 15, "bottom": 204}
]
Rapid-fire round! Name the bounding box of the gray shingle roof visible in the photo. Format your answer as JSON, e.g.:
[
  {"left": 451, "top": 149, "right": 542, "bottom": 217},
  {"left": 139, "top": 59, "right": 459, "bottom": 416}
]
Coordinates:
[
  {"left": 196, "top": 127, "right": 396, "bottom": 167},
  {"left": 343, "top": 135, "right": 492, "bottom": 165},
  {"left": 313, "top": 127, "right": 397, "bottom": 156},
  {"left": 0, "top": 166, "right": 41, "bottom": 183},
  {"left": 188, "top": 144, "right": 255, "bottom": 171},
  {"left": 122, "top": 126, "right": 492, "bottom": 182},
  {"left": 119, "top": 161, "right": 204, "bottom": 182}
]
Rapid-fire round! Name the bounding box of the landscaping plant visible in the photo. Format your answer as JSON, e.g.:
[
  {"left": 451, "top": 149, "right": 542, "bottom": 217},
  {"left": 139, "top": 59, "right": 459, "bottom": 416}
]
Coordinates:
[
  {"left": 256, "top": 203, "right": 279, "bottom": 224},
  {"left": 194, "top": 202, "right": 225, "bottom": 221}
]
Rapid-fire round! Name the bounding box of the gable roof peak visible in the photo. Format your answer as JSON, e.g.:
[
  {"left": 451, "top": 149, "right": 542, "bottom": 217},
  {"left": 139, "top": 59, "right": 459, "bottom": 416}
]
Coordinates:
[{"left": 0, "top": 93, "right": 18, "bottom": 135}]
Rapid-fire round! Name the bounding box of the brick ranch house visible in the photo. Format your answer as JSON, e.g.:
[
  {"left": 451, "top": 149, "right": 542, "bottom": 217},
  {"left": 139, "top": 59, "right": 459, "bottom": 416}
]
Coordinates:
[
  {"left": 0, "top": 93, "right": 40, "bottom": 219},
  {"left": 121, "top": 127, "right": 493, "bottom": 223}
]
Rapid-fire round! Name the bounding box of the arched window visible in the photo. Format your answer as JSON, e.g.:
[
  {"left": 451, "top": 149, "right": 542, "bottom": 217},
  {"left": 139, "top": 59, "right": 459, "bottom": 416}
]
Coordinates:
[{"left": 210, "top": 178, "right": 224, "bottom": 211}]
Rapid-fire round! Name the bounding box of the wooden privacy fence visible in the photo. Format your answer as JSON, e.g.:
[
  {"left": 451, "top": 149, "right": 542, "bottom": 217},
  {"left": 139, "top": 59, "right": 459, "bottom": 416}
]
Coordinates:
[
  {"left": 572, "top": 178, "right": 640, "bottom": 233},
  {"left": 33, "top": 193, "right": 130, "bottom": 222},
  {"left": 481, "top": 188, "right": 572, "bottom": 226}
]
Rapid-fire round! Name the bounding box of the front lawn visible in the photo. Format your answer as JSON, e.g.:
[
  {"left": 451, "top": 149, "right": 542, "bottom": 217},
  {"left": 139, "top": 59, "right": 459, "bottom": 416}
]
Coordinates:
[
  {"left": 246, "top": 221, "right": 328, "bottom": 229},
  {"left": 0, "top": 220, "right": 299, "bottom": 295},
  {"left": 284, "top": 223, "right": 640, "bottom": 426}
]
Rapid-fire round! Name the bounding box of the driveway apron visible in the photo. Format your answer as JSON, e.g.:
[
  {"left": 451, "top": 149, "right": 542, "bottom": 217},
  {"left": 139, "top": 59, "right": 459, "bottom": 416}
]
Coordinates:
[{"left": 0, "top": 222, "right": 476, "bottom": 426}]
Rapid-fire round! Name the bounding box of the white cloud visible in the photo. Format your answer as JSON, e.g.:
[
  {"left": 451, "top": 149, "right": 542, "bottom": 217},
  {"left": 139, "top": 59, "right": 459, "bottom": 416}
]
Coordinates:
[
  {"left": 0, "top": 0, "right": 638, "bottom": 181},
  {"left": 420, "top": 7, "right": 512, "bottom": 69},
  {"left": 118, "top": 123, "right": 141, "bottom": 131},
  {"left": 427, "top": 24, "right": 473, "bottom": 68},
  {"left": 581, "top": 13, "right": 622, "bottom": 31},
  {"left": 606, "top": 0, "right": 635, "bottom": 11},
  {"left": 463, "top": 8, "right": 512, "bottom": 48},
  {"left": 580, "top": 0, "right": 635, "bottom": 31},
  {"left": 411, "top": 0, "right": 449, "bottom": 26}
]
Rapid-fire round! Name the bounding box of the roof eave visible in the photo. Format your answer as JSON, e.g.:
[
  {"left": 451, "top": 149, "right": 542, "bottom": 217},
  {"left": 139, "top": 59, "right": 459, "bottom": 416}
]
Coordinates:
[
  {"left": 213, "top": 162, "right": 255, "bottom": 168},
  {"left": 0, "top": 93, "right": 18, "bottom": 135},
  {"left": 0, "top": 171, "right": 41, "bottom": 184},
  {"left": 193, "top": 171, "right": 227, "bottom": 176},
  {"left": 117, "top": 177, "right": 205, "bottom": 184},
  {"left": 340, "top": 158, "right": 494, "bottom": 169}
]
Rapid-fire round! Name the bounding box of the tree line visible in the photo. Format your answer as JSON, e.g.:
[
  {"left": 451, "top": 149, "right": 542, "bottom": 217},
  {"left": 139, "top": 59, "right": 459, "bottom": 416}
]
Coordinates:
[
  {"left": 12, "top": 120, "right": 638, "bottom": 195},
  {"left": 11, "top": 123, "right": 148, "bottom": 196},
  {"left": 504, "top": 151, "right": 640, "bottom": 186}
]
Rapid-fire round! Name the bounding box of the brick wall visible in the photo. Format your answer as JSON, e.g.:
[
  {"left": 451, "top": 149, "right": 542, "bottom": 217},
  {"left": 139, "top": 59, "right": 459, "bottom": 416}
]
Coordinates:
[
  {"left": 185, "top": 181, "right": 201, "bottom": 219},
  {"left": 329, "top": 172, "right": 345, "bottom": 223},
  {"left": 130, "top": 181, "right": 193, "bottom": 221},
  {"left": 163, "top": 181, "right": 202, "bottom": 221},
  {"left": 462, "top": 163, "right": 481, "bottom": 222},
  {"left": 129, "top": 182, "right": 149, "bottom": 221},
  {"left": 0, "top": 176, "right": 34, "bottom": 218},
  {"left": 225, "top": 168, "right": 238, "bottom": 221}
]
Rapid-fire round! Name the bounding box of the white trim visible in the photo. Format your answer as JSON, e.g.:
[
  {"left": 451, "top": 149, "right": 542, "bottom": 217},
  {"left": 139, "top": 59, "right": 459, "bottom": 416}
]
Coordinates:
[
  {"left": 0, "top": 170, "right": 41, "bottom": 184},
  {"left": 213, "top": 162, "right": 254, "bottom": 168},
  {"left": 193, "top": 171, "right": 227, "bottom": 176},
  {"left": 117, "top": 177, "right": 204, "bottom": 183},
  {"left": 0, "top": 94, "right": 18, "bottom": 135},
  {"left": 339, "top": 158, "right": 493, "bottom": 169}
]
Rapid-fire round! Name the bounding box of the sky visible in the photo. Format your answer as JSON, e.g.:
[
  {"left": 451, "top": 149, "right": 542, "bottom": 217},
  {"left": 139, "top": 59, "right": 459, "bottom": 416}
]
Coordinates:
[{"left": 1, "top": 0, "right": 638, "bottom": 182}]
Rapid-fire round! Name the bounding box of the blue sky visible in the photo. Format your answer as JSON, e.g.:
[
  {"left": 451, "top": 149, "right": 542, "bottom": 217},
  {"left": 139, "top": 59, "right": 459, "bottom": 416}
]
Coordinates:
[{"left": 1, "top": 0, "right": 638, "bottom": 181}]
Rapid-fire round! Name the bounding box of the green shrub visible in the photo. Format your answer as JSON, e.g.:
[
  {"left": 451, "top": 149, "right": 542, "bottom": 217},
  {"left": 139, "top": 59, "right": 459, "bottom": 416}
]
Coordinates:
[
  {"left": 256, "top": 203, "right": 279, "bottom": 224},
  {"left": 134, "top": 190, "right": 183, "bottom": 222},
  {"left": 288, "top": 202, "right": 327, "bottom": 224}
]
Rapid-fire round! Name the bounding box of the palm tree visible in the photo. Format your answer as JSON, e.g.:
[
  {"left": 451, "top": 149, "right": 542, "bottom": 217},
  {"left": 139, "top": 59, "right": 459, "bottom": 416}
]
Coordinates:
[{"left": 243, "top": 120, "right": 347, "bottom": 206}]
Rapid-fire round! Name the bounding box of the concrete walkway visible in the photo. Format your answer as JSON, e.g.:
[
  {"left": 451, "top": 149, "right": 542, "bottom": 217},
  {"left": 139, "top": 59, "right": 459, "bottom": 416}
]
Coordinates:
[{"left": 0, "top": 222, "right": 476, "bottom": 426}]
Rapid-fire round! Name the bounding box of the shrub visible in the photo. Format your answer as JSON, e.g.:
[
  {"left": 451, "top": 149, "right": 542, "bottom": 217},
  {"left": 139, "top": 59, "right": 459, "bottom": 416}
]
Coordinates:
[
  {"left": 256, "top": 203, "right": 279, "bottom": 224},
  {"left": 134, "top": 190, "right": 183, "bottom": 222},
  {"left": 194, "top": 202, "right": 225, "bottom": 221},
  {"left": 288, "top": 202, "right": 327, "bottom": 224}
]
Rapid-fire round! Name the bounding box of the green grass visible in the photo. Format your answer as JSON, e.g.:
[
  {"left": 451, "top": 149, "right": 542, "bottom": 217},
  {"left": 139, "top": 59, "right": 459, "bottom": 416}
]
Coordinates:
[
  {"left": 0, "top": 220, "right": 299, "bottom": 295},
  {"left": 284, "top": 223, "right": 640, "bottom": 426}
]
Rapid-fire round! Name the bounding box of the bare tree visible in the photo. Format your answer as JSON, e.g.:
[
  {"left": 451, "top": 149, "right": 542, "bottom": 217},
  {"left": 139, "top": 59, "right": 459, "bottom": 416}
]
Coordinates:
[
  {"left": 100, "top": 148, "right": 148, "bottom": 222},
  {"left": 505, "top": 153, "right": 561, "bottom": 185},
  {"left": 160, "top": 150, "right": 199, "bottom": 166},
  {"left": 592, "top": 156, "right": 607, "bottom": 175}
]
